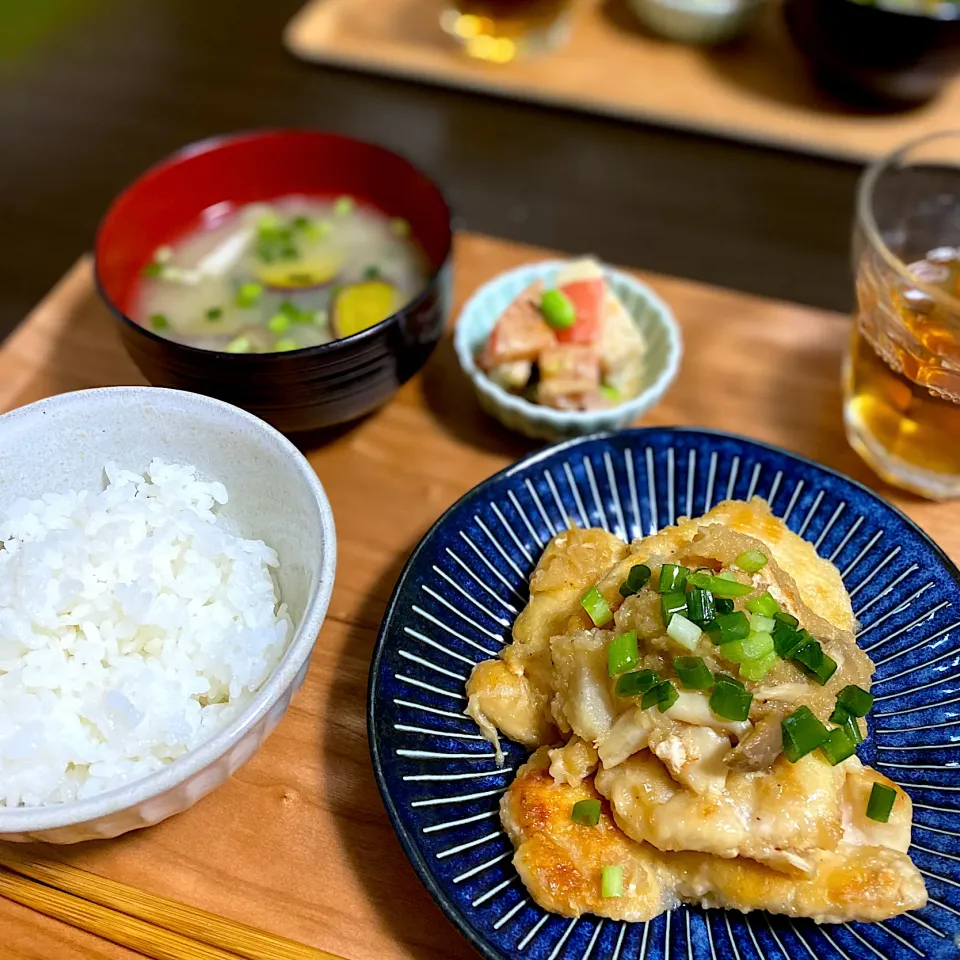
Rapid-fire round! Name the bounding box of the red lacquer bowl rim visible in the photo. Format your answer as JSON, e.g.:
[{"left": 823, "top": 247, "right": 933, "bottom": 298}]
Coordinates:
[{"left": 93, "top": 128, "right": 454, "bottom": 361}]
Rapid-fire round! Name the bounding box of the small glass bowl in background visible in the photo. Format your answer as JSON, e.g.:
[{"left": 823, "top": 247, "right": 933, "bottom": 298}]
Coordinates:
[
  {"left": 628, "top": 0, "right": 766, "bottom": 45},
  {"left": 440, "top": 0, "right": 574, "bottom": 63}
]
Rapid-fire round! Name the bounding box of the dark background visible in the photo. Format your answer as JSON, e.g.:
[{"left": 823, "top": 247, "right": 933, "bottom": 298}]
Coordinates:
[{"left": 0, "top": 0, "right": 861, "bottom": 337}]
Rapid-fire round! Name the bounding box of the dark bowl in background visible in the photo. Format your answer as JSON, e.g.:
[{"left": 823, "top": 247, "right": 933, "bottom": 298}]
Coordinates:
[
  {"left": 95, "top": 129, "right": 453, "bottom": 434},
  {"left": 784, "top": 0, "right": 960, "bottom": 105}
]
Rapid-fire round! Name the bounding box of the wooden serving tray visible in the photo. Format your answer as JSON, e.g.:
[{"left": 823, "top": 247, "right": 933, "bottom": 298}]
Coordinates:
[
  {"left": 2, "top": 232, "right": 960, "bottom": 960},
  {"left": 284, "top": 0, "right": 960, "bottom": 163}
]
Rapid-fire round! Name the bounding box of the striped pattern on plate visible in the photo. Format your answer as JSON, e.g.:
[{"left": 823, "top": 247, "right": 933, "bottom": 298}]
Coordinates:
[{"left": 369, "top": 428, "right": 960, "bottom": 960}]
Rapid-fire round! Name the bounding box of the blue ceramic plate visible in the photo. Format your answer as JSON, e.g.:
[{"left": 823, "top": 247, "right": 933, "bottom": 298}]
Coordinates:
[{"left": 369, "top": 428, "right": 960, "bottom": 960}]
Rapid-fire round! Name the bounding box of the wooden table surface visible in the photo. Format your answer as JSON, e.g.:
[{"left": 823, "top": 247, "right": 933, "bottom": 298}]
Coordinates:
[
  {"left": 0, "top": 0, "right": 862, "bottom": 341},
  {"left": 2, "top": 232, "right": 959, "bottom": 960}
]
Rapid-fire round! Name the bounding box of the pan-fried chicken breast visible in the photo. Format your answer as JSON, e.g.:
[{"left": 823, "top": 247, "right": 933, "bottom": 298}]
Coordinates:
[
  {"left": 595, "top": 750, "right": 846, "bottom": 875},
  {"left": 507, "top": 751, "right": 926, "bottom": 924},
  {"left": 465, "top": 497, "right": 925, "bottom": 926},
  {"left": 638, "top": 498, "right": 855, "bottom": 632},
  {"left": 466, "top": 527, "right": 626, "bottom": 755},
  {"left": 501, "top": 749, "right": 672, "bottom": 922}
]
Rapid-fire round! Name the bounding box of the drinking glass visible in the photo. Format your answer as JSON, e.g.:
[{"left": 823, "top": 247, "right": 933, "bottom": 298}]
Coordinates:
[
  {"left": 440, "top": 0, "right": 574, "bottom": 63},
  {"left": 844, "top": 130, "right": 960, "bottom": 499}
]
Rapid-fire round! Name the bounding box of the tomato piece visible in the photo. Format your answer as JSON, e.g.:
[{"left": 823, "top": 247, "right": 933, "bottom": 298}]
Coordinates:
[{"left": 555, "top": 277, "right": 605, "bottom": 344}]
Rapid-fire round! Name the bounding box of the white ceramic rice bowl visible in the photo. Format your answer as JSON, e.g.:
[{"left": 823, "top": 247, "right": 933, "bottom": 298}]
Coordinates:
[
  {"left": 0, "top": 387, "right": 335, "bottom": 843},
  {"left": 454, "top": 260, "right": 682, "bottom": 442}
]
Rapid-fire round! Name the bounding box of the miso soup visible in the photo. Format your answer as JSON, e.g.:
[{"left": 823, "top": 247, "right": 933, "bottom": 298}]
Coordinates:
[{"left": 134, "top": 196, "right": 429, "bottom": 353}]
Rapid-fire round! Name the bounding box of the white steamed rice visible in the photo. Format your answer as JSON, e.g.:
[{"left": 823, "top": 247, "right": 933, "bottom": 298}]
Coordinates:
[{"left": 0, "top": 459, "right": 291, "bottom": 807}]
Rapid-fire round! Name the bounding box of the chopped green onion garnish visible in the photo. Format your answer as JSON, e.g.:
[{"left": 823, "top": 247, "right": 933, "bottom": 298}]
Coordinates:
[
  {"left": 333, "top": 195, "right": 355, "bottom": 218},
  {"left": 866, "top": 783, "right": 897, "bottom": 823},
  {"left": 225, "top": 336, "right": 252, "bottom": 354},
  {"left": 831, "top": 703, "right": 864, "bottom": 744},
  {"left": 781, "top": 706, "right": 829, "bottom": 762},
  {"left": 772, "top": 620, "right": 803, "bottom": 658},
  {"left": 667, "top": 613, "right": 701, "bottom": 651},
  {"left": 713, "top": 672, "right": 744, "bottom": 689},
  {"left": 274, "top": 338, "right": 298, "bottom": 352},
  {"left": 724, "top": 630, "right": 775, "bottom": 664},
  {"left": 581, "top": 586, "right": 613, "bottom": 626},
  {"left": 736, "top": 550, "right": 768, "bottom": 573},
  {"left": 642, "top": 680, "right": 679, "bottom": 713},
  {"left": 619, "top": 563, "right": 652, "bottom": 598},
  {"left": 820, "top": 727, "right": 857, "bottom": 766},
  {"left": 267, "top": 313, "right": 291, "bottom": 334},
  {"left": 687, "top": 571, "right": 752, "bottom": 597},
  {"left": 749, "top": 613, "right": 776, "bottom": 635},
  {"left": 616, "top": 669, "right": 658, "bottom": 698},
  {"left": 673, "top": 656, "right": 714, "bottom": 690},
  {"left": 306, "top": 219, "right": 333, "bottom": 240},
  {"left": 774, "top": 611, "right": 799, "bottom": 627},
  {"left": 363, "top": 265, "right": 382, "bottom": 280},
  {"left": 837, "top": 685, "right": 874, "bottom": 718},
  {"left": 608, "top": 630, "right": 639, "bottom": 676},
  {"left": 829, "top": 700, "right": 851, "bottom": 725},
  {"left": 142, "top": 261, "right": 163, "bottom": 278},
  {"left": 656, "top": 680, "right": 679, "bottom": 712},
  {"left": 280, "top": 244, "right": 299, "bottom": 260},
  {"left": 706, "top": 611, "right": 750, "bottom": 645},
  {"left": 685, "top": 588, "right": 716, "bottom": 625},
  {"left": 292, "top": 215, "right": 310, "bottom": 230},
  {"left": 389, "top": 216, "right": 410, "bottom": 237},
  {"left": 149, "top": 313, "right": 169, "bottom": 331},
  {"left": 738, "top": 650, "right": 778, "bottom": 681},
  {"left": 746, "top": 592, "right": 780, "bottom": 617},
  {"left": 709, "top": 674, "right": 753, "bottom": 721},
  {"left": 257, "top": 212, "right": 280, "bottom": 232},
  {"left": 235, "top": 282, "right": 263, "bottom": 308},
  {"left": 601, "top": 865, "right": 623, "bottom": 898},
  {"left": 205, "top": 307, "right": 223, "bottom": 320},
  {"left": 661, "top": 592, "right": 688, "bottom": 626},
  {"left": 257, "top": 219, "right": 291, "bottom": 243},
  {"left": 571, "top": 799, "right": 602, "bottom": 826},
  {"left": 710, "top": 576, "right": 753, "bottom": 597},
  {"left": 792, "top": 640, "right": 838, "bottom": 685},
  {"left": 658, "top": 564, "right": 689, "bottom": 594},
  {"left": 715, "top": 597, "right": 735, "bottom": 615},
  {"left": 843, "top": 714, "right": 864, "bottom": 745}
]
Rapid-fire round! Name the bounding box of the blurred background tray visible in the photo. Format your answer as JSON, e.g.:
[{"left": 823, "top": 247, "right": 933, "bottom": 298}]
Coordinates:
[
  {"left": 285, "top": 0, "right": 960, "bottom": 163},
  {"left": 2, "top": 232, "right": 959, "bottom": 959}
]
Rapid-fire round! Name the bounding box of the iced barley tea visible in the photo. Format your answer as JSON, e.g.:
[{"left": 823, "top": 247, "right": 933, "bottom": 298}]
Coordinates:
[
  {"left": 844, "top": 131, "right": 960, "bottom": 499},
  {"left": 845, "top": 245, "right": 960, "bottom": 496}
]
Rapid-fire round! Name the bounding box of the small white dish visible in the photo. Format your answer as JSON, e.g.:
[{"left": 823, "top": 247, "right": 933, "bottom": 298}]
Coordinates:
[
  {"left": 0, "top": 386, "right": 336, "bottom": 843},
  {"left": 453, "top": 260, "right": 682, "bottom": 442}
]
